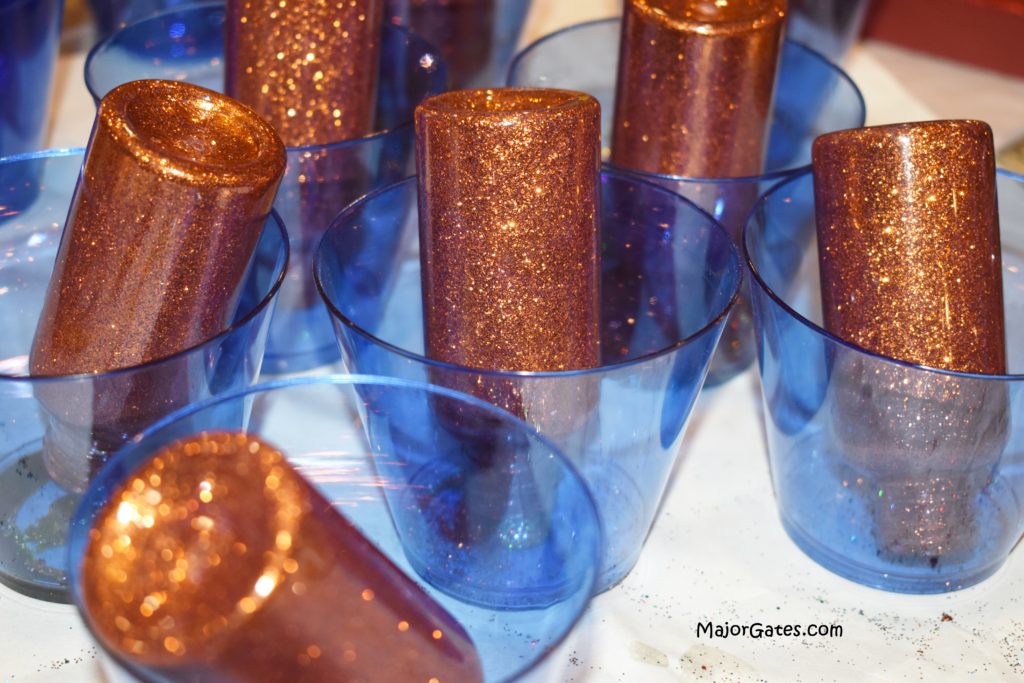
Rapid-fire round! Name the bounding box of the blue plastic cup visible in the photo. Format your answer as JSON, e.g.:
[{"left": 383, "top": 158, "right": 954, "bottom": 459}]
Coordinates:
[
  {"left": 0, "top": 0, "right": 62, "bottom": 158},
  {"left": 746, "top": 168, "right": 1024, "bottom": 593},
  {"left": 0, "top": 150, "right": 287, "bottom": 601},
  {"left": 385, "top": 0, "right": 531, "bottom": 88},
  {"left": 508, "top": 18, "right": 866, "bottom": 386},
  {"left": 315, "top": 171, "right": 742, "bottom": 591},
  {"left": 68, "top": 375, "right": 601, "bottom": 682},
  {"left": 86, "top": 0, "right": 195, "bottom": 36},
  {"left": 86, "top": 2, "right": 449, "bottom": 374},
  {"left": 787, "top": 0, "right": 870, "bottom": 64}
]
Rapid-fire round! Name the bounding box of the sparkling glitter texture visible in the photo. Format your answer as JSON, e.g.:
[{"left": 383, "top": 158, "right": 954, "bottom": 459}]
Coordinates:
[
  {"left": 416, "top": 88, "right": 602, "bottom": 377},
  {"left": 814, "top": 120, "right": 1008, "bottom": 566},
  {"left": 226, "top": 0, "right": 383, "bottom": 147},
  {"left": 813, "top": 120, "right": 1005, "bottom": 374},
  {"left": 80, "top": 431, "right": 484, "bottom": 682},
  {"left": 226, "top": 0, "right": 381, "bottom": 369},
  {"left": 29, "top": 80, "right": 285, "bottom": 491},
  {"left": 611, "top": 0, "right": 786, "bottom": 177}
]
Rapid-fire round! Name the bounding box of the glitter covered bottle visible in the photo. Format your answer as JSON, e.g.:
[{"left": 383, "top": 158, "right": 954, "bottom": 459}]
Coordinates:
[
  {"left": 415, "top": 88, "right": 602, "bottom": 383},
  {"left": 413, "top": 88, "right": 601, "bottom": 547},
  {"left": 29, "top": 80, "right": 285, "bottom": 492},
  {"left": 225, "top": 0, "right": 382, "bottom": 147},
  {"left": 813, "top": 120, "right": 1009, "bottom": 565},
  {"left": 79, "top": 431, "right": 484, "bottom": 682},
  {"left": 611, "top": 0, "right": 786, "bottom": 178},
  {"left": 225, "top": 0, "right": 384, "bottom": 371},
  {"left": 610, "top": 0, "right": 786, "bottom": 382}
]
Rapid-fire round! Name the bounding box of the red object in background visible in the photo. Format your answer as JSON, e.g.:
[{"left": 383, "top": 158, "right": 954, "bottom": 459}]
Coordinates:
[{"left": 863, "top": 0, "right": 1024, "bottom": 77}]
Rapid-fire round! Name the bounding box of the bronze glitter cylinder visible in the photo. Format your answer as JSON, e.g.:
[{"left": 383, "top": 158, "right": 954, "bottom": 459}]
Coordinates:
[
  {"left": 225, "top": 0, "right": 383, "bottom": 148},
  {"left": 226, "top": 0, "right": 382, "bottom": 358},
  {"left": 415, "top": 87, "right": 602, "bottom": 379},
  {"left": 610, "top": 0, "right": 785, "bottom": 383},
  {"left": 813, "top": 120, "right": 1005, "bottom": 375},
  {"left": 415, "top": 88, "right": 601, "bottom": 544},
  {"left": 610, "top": 0, "right": 787, "bottom": 178},
  {"left": 813, "top": 119, "right": 1008, "bottom": 565},
  {"left": 29, "top": 79, "right": 285, "bottom": 491},
  {"left": 79, "top": 431, "right": 484, "bottom": 682}
]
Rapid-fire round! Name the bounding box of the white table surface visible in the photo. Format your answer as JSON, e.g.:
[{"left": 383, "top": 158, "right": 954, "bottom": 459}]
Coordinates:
[{"left": 6, "top": 1, "right": 1024, "bottom": 681}]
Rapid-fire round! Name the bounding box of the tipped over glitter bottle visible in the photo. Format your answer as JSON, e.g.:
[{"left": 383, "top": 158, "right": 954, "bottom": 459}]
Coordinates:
[
  {"left": 79, "top": 431, "right": 484, "bottom": 682},
  {"left": 813, "top": 120, "right": 1009, "bottom": 566},
  {"left": 29, "top": 79, "right": 286, "bottom": 493}
]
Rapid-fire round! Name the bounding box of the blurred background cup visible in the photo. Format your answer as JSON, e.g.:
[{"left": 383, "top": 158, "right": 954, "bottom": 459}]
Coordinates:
[
  {"left": 85, "top": 0, "right": 193, "bottom": 37},
  {"left": 385, "top": 0, "right": 531, "bottom": 89},
  {"left": 787, "top": 0, "right": 870, "bottom": 64},
  {"left": 508, "top": 18, "right": 866, "bottom": 386},
  {"left": 0, "top": 0, "right": 63, "bottom": 158},
  {"left": 315, "top": 170, "right": 741, "bottom": 591},
  {"left": 745, "top": 168, "right": 1024, "bottom": 593},
  {"left": 85, "top": 2, "right": 448, "bottom": 375},
  {"left": 68, "top": 375, "right": 602, "bottom": 682},
  {"left": 0, "top": 149, "right": 287, "bottom": 601}
]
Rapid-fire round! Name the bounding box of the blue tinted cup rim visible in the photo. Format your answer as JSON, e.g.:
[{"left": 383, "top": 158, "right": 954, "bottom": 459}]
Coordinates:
[
  {"left": 507, "top": 17, "right": 867, "bottom": 185},
  {"left": 0, "top": 148, "right": 290, "bottom": 384},
  {"left": 68, "top": 373, "right": 604, "bottom": 683},
  {"left": 83, "top": 1, "right": 446, "bottom": 154},
  {"left": 743, "top": 165, "right": 1024, "bottom": 383},
  {"left": 314, "top": 168, "right": 744, "bottom": 379}
]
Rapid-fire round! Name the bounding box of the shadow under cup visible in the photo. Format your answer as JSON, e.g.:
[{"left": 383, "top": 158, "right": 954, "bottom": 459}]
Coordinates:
[
  {"left": 746, "top": 169, "right": 1024, "bottom": 593},
  {"left": 315, "top": 171, "right": 741, "bottom": 592},
  {"left": 85, "top": 2, "right": 449, "bottom": 374},
  {"left": 0, "top": 150, "right": 287, "bottom": 602},
  {"left": 508, "top": 18, "right": 866, "bottom": 386},
  {"left": 68, "top": 376, "right": 601, "bottom": 683}
]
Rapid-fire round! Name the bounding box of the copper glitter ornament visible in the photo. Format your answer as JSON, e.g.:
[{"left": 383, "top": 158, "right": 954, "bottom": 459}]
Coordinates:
[
  {"left": 610, "top": 0, "right": 785, "bottom": 383},
  {"left": 79, "top": 431, "right": 484, "bottom": 682},
  {"left": 29, "top": 80, "right": 285, "bottom": 492},
  {"left": 415, "top": 88, "right": 601, "bottom": 380},
  {"left": 611, "top": 0, "right": 787, "bottom": 178},
  {"left": 813, "top": 120, "right": 1005, "bottom": 375},
  {"left": 414, "top": 88, "right": 601, "bottom": 545},
  {"left": 225, "top": 0, "right": 383, "bottom": 148},
  {"left": 226, "top": 0, "right": 383, "bottom": 369},
  {"left": 813, "top": 119, "right": 1008, "bottom": 565}
]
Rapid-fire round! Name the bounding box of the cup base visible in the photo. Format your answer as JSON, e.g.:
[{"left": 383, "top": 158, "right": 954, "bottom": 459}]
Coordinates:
[
  {"left": 393, "top": 459, "right": 586, "bottom": 610},
  {"left": 262, "top": 345, "right": 341, "bottom": 376},
  {"left": 580, "top": 460, "right": 649, "bottom": 591},
  {"left": 779, "top": 513, "right": 1007, "bottom": 594},
  {"left": 261, "top": 306, "right": 342, "bottom": 376},
  {"left": 0, "top": 441, "right": 77, "bottom": 603}
]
